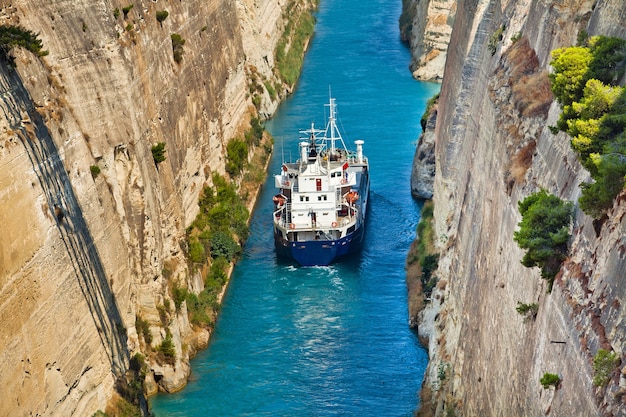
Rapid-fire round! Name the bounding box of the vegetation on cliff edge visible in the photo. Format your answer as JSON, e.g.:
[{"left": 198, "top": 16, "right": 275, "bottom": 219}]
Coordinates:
[
  {"left": 408, "top": 201, "right": 440, "bottom": 299},
  {"left": 0, "top": 25, "right": 48, "bottom": 61},
  {"left": 549, "top": 36, "right": 626, "bottom": 219},
  {"left": 275, "top": 1, "right": 318, "bottom": 86},
  {"left": 514, "top": 190, "right": 573, "bottom": 291}
]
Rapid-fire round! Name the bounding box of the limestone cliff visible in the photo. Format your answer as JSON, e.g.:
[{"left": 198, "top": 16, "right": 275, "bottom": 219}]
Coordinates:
[
  {"left": 0, "top": 0, "right": 308, "bottom": 415},
  {"left": 400, "top": 0, "right": 456, "bottom": 82},
  {"left": 411, "top": 0, "right": 626, "bottom": 415},
  {"left": 411, "top": 98, "right": 438, "bottom": 199}
]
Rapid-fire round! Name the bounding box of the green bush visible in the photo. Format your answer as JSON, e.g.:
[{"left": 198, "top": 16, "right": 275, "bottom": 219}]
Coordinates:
[
  {"left": 226, "top": 138, "right": 248, "bottom": 176},
  {"left": 183, "top": 172, "right": 249, "bottom": 327},
  {"left": 151, "top": 142, "right": 166, "bottom": 164},
  {"left": 0, "top": 25, "right": 49, "bottom": 58},
  {"left": 549, "top": 46, "right": 593, "bottom": 107},
  {"left": 90, "top": 165, "right": 101, "bottom": 178},
  {"left": 210, "top": 230, "right": 242, "bottom": 261},
  {"left": 548, "top": 36, "right": 626, "bottom": 219},
  {"left": 122, "top": 4, "right": 134, "bottom": 18},
  {"left": 488, "top": 24, "right": 505, "bottom": 55},
  {"left": 421, "top": 93, "right": 440, "bottom": 132},
  {"left": 412, "top": 201, "right": 440, "bottom": 297},
  {"left": 593, "top": 349, "right": 619, "bottom": 387},
  {"left": 245, "top": 117, "right": 265, "bottom": 146},
  {"left": 275, "top": 8, "right": 315, "bottom": 85},
  {"left": 135, "top": 315, "right": 152, "bottom": 346},
  {"left": 156, "top": 10, "right": 169, "bottom": 24},
  {"left": 188, "top": 236, "right": 206, "bottom": 264},
  {"left": 181, "top": 258, "right": 229, "bottom": 328},
  {"left": 172, "top": 283, "right": 187, "bottom": 311},
  {"left": 540, "top": 373, "right": 561, "bottom": 389},
  {"left": 186, "top": 173, "right": 249, "bottom": 265},
  {"left": 113, "top": 8, "right": 120, "bottom": 19},
  {"left": 513, "top": 190, "right": 573, "bottom": 290},
  {"left": 171, "top": 33, "right": 185, "bottom": 63},
  {"left": 264, "top": 80, "right": 277, "bottom": 100},
  {"left": 156, "top": 331, "right": 176, "bottom": 364},
  {"left": 515, "top": 301, "right": 538, "bottom": 321}
]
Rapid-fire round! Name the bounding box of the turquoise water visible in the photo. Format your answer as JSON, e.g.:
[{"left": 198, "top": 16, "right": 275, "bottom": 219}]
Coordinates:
[{"left": 150, "top": 0, "right": 440, "bottom": 415}]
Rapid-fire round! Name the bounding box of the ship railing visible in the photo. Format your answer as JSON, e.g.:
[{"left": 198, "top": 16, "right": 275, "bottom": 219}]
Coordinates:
[
  {"left": 346, "top": 155, "right": 368, "bottom": 165},
  {"left": 274, "top": 203, "right": 292, "bottom": 227}
]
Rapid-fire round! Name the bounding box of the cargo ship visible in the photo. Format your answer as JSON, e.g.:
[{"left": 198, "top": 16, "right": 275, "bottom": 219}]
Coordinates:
[{"left": 272, "top": 97, "right": 369, "bottom": 266}]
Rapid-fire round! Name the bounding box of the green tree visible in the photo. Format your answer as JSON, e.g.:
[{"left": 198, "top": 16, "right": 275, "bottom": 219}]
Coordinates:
[
  {"left": 151, "top": 142, "right": 166, "bottom": 164},
  {"left": 548, "top": 36, "right": 626, "bottom": 219},
  {"left": 226, "top": 138, "right": 248, "bottom": 176},
  {"left": 156, "top": 10, "right": 169, "bottom": 24},
  {"left": 209, "top": 231, "right": 241, "bottom": 261},
  {"left": 540, "top": 373, "right": 561, "bottom": 389},
  {"left": 122, "top": 4, "right": 134, "bottom": 18},
  {"left": 549, "top": 46, "right": 593, "bottom": 106},
  {"left": 171, "top": 33, "right": 185, "bottom": 63},
  {"left": 593, "top": 349, "right": 619, "bottom": 387},
  {"left": 587, "top": 36, "right": 626, "bottom": 83},
  {"left": 157, "top": 331, "right": 176, "bottom": 364},
  {"left": 579, "top": 152, "right": 626, "bottom": 218},
  {"left": 514, "top": 190, "right": 573, "bottom": 289},
  {"left": 0, "top": 25, "right": 48, "bottom": 59}
]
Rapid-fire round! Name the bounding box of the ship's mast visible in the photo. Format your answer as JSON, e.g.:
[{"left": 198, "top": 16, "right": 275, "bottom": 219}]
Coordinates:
[{"left": 327, "top": 97, "right": 337, "bottom": 154}]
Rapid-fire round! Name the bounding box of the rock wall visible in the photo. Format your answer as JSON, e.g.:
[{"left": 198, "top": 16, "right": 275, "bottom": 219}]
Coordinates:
[
  {"left": 411, "top": 100, "right": 437, "bottom": 199},
  {"left": 401, "top": 0, "right": 456, "bottom": 82},
  {"left": 0, "top": 0, "right": 295, "bottom": 415},
  {"left": 414, "top": 0, "right": 626, "bottom": 415}
]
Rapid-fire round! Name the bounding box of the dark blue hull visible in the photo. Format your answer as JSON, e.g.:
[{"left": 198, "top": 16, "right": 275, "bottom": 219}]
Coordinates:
[{"left": 274, "top": 222, "right": 365, "bottom": 266}]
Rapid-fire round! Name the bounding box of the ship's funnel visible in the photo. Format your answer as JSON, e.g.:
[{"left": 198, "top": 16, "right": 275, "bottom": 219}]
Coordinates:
[
  {"left": 300, "top": 141, "right": 309, "bottom": 162},
  {"left": 355, "top": 140, "right": 364, "bottom": 164}
]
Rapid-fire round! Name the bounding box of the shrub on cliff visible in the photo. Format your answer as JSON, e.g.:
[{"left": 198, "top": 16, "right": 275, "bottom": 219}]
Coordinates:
[
  {"left": 0, "top": 25, "right": 48, "bottom": 61},
  {"left": 122, "top": 4, "right": 134, "bottom": 18},
  {"left": 210, "top": 230, "right": 242, "bottom": 262},
  {"left": 421, "top": 93, "right": 439, "bottom": 132},
  {"left": 156, "top": 331, "right": 176, "bottom": 365},
  {"left": 593, "top": 349, "right": 619, "bottom": 387},
  {"left": 156, "top": 10, "right": 169, "bottom": 25},
  {"left": 226, "top": 138, "right": 248, "bottom": 177},
  {"left": 540, "top": 373, "right": 561, "bottom": 389},
  {"left": 410, "top": 201, "right": 440, "bottom": 297},
  {"left": 514, "top": 190, "right": 573, "bottom": 290},
  {"left": 549, "top": 36, "right": 626, "bottom": 219},
  {"left": 171, "top": 33, "right": 185, "bottom": 64},
  {"left": 186, "top": 173, "right": 249, "bottom": 267},
  {"left": 515, "top": 301, "right": 538, "bottom": 322},
  {"left": 151, "top": 142, "right": 166, "bottom": 164},
  {"left": 275, "top": 7, "right": 315, "bottom": 85}
]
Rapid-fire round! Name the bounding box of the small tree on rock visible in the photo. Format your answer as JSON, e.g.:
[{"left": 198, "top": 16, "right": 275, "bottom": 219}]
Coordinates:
[{"left": 514, "top": 190, "right": 573, "bottom": 291}]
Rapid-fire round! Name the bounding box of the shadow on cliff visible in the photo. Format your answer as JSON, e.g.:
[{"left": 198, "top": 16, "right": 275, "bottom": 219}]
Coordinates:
[{"left": 0, "top": 59, "right": 129, "bottom": 377}]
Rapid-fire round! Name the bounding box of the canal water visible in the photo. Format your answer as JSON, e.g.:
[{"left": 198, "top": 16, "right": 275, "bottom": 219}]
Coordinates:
[{"left": 150, "top": 0, "right": 440, "bottom": 415}]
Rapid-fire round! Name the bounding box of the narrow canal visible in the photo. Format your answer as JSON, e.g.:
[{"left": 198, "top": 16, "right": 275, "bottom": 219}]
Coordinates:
[{"left": 151, "top": 0, "right": 440, "bottom": 414}]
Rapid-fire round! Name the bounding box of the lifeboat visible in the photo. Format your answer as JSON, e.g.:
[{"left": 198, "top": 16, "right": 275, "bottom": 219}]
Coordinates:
[
  {"left": 346, "top": 191, "right": 359, "bottom": 204},
  {"left": 273, "top": 194, "right": 286, "bottom": 207}
]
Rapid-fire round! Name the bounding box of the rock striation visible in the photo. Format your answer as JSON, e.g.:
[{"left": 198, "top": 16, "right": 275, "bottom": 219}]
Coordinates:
[
  {"left": 0, "top": 0, "right": 302, "bottom": 415},
  {"left": 410, "top": 101, "right": 438, "bottom": 199},
  {"left": 401, "top": 0, "right": 456, "bottom": 82},
  {"left": 410, "top": 0, "right": 626, "bottom": 415}
]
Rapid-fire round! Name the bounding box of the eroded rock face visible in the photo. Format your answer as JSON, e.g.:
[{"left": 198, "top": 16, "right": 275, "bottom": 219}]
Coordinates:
[
  {"left": 401, "top": 0, "right": 456, "bottom": 82},
  {"left": 414, "top": 0, "right": 626, "bottom": 415},
  {"left": 411, "top": 106, "right": 437, "bottom": 200},
  {"left": 0, "top": 0, "right": 291, "bottom": 414}
]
